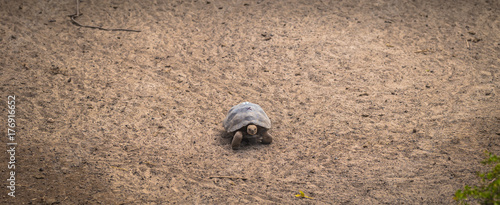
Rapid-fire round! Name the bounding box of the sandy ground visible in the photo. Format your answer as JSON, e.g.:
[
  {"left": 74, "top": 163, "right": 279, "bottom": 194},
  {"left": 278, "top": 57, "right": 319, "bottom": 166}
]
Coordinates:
[{"left": 1, "top": 0, "right": 499, "bottom": 204}]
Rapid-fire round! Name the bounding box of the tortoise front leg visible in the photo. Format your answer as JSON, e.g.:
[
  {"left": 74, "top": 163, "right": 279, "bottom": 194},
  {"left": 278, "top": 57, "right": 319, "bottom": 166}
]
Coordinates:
[
  {"left": 232, "top": 131, "right": 243, "bottom": 150},
  {"left": 261, "top": 130, "right": 272, "bottom": 144}
]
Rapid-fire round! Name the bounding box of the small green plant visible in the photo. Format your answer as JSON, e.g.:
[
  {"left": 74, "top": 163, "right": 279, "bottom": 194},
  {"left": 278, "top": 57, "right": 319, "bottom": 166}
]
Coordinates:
[
  {"left": 455, "top": 151, "right": 500, "bottom": 205},
  {"left": 295, "top": 190, "right": 313, "bottom": 199}
]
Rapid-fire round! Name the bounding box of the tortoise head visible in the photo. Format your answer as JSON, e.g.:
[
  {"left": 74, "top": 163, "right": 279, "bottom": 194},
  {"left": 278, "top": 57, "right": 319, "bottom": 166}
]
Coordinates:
[{"left": 247, "top": 124, "right": 257, "bottom": 135}]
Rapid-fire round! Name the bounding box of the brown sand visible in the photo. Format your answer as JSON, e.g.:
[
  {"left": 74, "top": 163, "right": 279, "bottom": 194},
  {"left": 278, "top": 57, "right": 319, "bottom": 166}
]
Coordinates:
[{"left": 1, "top": 0, "right": 499, "bottom": 204}]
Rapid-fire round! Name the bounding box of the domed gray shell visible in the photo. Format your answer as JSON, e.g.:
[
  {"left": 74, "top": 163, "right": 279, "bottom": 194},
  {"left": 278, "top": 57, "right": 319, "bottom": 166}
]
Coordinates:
[{"left": 223, "top": 102, "right": 271, "bottom": 133}]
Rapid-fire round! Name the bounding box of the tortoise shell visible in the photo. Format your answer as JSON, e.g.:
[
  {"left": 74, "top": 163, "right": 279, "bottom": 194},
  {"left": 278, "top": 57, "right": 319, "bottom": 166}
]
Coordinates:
[{"left": 223, "top": 102, "right": 271, "bottom": 133}]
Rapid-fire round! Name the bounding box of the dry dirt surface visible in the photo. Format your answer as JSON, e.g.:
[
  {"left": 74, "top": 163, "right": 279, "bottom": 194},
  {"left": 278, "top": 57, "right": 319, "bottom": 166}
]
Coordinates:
[{"left": 1, "top": 0, "right": 499, "bottom": 204}]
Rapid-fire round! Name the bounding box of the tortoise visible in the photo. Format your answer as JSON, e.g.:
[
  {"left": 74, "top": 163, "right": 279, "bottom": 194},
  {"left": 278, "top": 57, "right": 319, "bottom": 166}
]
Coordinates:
[{"left": 223, "top": 102, "right": 272, "bottom": 149}]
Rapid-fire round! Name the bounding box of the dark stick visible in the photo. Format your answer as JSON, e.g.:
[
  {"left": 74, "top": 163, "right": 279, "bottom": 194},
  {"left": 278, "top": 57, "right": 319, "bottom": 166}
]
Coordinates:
[{"left": 70, "top": 0, "right": 141, "bottom": 32}]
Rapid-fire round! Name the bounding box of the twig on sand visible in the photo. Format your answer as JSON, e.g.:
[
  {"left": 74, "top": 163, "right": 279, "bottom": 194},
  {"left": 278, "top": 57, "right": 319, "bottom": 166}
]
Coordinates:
[
  {"left": 414, "top": 49, "right": 434, "bottom": 54},
  {"left": 110, "top": 165, "right": 128, "bottom": 171},
  {"left": 209, "top": 176, "right": 248, "bottom": 180},
  {"left": 69, "top": 0, "right": 141, "bottom": 32}
]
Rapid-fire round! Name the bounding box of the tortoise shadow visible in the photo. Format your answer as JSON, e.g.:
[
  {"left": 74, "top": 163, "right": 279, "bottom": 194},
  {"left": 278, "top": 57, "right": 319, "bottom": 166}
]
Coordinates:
[
  {"left": 217, "top": 129, "right": 265, "bottom": 150},
  {"left": 218, "top": 129, "right": 233, "bottom": 146}
]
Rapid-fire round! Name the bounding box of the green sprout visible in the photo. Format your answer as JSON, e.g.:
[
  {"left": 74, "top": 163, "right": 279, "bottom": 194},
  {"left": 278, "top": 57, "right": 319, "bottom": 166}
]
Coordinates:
[
  {"left": 455, "top": 151, "right": 500, "bottom": 205},
  {"left": 295, "top": 190, "right": 314, "bottom": 199}
]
